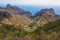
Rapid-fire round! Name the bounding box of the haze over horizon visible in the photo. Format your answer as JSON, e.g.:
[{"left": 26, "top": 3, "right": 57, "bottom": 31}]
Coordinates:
[{"left": 0, "top": 0, "right": 60, "bottom": 15}]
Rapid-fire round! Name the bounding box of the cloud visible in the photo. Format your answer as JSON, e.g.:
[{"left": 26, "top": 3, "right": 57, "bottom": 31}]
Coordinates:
[{"left": 0, "top": 0, "right": 60, "bottom": 6}]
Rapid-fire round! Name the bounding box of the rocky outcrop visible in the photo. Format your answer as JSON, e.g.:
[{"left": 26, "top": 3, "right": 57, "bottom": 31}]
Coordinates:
[
  {"left": 6, "top": 4, "right": 32, "bottom": 18},
  {"left": 0, "top": 4, "right": 32, "bottom": 26},
  {"left": 33, "top": 8, "right": 60, "bottom": 25},
  {"left": 6, "top": 4, "right": 21, "bottom": 10},
  {"left": 35, "top": 8, "right": 60, "bottom": 21}
]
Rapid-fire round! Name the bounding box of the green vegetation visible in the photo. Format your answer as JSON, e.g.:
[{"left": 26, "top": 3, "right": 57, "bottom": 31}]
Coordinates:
[
  {"left": 0, "top": 19, "right": 60, "bottom": 40},
  {"left": 28, "top": 22, "right": 38, "bottom": 28}
]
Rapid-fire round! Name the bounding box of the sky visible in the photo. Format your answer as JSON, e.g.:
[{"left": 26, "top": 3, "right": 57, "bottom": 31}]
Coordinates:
[{"left": 0, "top": 0, "right": 60, "bottom": 15}]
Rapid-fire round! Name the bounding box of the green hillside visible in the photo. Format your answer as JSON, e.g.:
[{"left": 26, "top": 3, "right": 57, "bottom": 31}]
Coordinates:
[{"left": 0, "top": 19, "right": 60, "bottom": 40}]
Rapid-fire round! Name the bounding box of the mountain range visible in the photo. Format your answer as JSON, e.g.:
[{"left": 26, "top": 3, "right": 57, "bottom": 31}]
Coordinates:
[
  {"left": 0, "top": 4, "right": 60, "bottom": 40},
  {"left": 0, "top": 4, "right": 60, "bottom": 30}
]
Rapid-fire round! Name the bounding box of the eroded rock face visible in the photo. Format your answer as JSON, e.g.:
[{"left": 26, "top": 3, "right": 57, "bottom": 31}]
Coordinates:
[
  {"left": 0, "top": 4, "right": 32, "bottom": 25},
  {"left": 33, "top": 8, "right": 60, "bottom": 25},
  {"left": 6, "top": 4, "right": 32, "bottom": 18},
  {"left": 34, "top": 8, "right": 60, "bottom": 22},
  {"left": 0, "top": 11, "right": 12, "bottom": 24},
  {"left": 0, "top": 12, "right": 12, "bottom": 18}
]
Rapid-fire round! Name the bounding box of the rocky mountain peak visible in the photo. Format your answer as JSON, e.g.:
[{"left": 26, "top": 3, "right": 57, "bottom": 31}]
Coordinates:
[
  {"left": 35, "top": 8, "right": 55, "bottom": 17},
  {"left": 34, "top": 8, "right": 60, "bottom": 24},
  {"left": 6, "top": 4, "right": 12, "bottom": 9},
  {"left": 6, "top": 4, "right": 23, "bottom": 10},
  {"left": 5, "top": 4, "right": 32, "bottom": 18}
]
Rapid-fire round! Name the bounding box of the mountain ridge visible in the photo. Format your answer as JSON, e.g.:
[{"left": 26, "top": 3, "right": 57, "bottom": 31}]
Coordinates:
[
  {"left": 0, "top": 4, "right": 60, "bottom": 40},
  {"left": 0, "top": 4, "right": 60, "bottom": 28}
]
